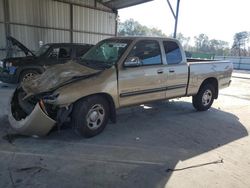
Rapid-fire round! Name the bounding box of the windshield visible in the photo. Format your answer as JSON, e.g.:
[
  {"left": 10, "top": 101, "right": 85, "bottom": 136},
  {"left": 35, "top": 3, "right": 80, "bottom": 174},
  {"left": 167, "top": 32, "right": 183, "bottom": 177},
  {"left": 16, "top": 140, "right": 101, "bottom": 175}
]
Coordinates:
[
  {"left": 80, "top": 39, "right": 132, "bottom": 69},
  {"left": 35, "top": 44, "right": 50, "bottom": 56}
]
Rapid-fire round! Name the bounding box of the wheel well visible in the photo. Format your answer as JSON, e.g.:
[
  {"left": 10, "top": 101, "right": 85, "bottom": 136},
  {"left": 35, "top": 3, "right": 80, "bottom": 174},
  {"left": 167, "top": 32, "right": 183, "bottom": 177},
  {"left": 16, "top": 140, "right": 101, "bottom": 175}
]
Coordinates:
[
  {"left": 19, "top": 68, "right": 42, "bottom": 82},
  {"left": 76, "top": 93, "right": 117, "bottom": 123},
  {"left": 200, "top": 77, "right": 219, "bottom": 99}
]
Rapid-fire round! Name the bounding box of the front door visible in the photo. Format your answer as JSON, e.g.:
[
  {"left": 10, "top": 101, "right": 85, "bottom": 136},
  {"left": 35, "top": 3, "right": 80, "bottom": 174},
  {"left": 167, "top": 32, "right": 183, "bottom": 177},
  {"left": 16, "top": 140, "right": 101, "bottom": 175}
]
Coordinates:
[{"left": 118, "top": 40, "right": 168, "bottom": 107}]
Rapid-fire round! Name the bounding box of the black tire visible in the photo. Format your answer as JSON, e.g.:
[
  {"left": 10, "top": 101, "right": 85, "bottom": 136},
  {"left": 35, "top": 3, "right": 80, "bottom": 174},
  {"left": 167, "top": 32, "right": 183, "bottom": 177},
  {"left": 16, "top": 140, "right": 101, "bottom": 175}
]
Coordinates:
[
  {"left": 19, "top": 70, "right": 39, "bottom": 82},
  {"left": 72, "top": 95, "right": 110, "bottom": 138},
  {"left": 192, "top": 84, "right": 215, "bottom": 111}
]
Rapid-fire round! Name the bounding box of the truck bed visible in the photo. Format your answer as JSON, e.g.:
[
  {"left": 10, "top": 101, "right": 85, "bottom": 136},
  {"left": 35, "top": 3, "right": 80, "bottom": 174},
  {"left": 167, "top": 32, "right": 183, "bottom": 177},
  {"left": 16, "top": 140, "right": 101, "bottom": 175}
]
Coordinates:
[{"left": 186, "top": 59, "right": 232, "bottom": 96}]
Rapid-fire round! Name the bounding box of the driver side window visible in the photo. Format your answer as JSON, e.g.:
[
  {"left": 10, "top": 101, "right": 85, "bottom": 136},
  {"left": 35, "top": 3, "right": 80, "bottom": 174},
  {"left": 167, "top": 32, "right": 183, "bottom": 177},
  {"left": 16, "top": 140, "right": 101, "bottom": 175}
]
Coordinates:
[{"left": 128, "top": 40, "right": 162, "bottom": 66}]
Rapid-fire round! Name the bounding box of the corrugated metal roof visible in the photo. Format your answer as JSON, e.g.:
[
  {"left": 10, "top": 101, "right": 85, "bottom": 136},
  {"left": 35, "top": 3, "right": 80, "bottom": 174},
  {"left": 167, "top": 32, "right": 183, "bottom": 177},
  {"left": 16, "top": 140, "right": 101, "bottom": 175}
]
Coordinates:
[
  {"left": 0, "top": 24, "right": 6, "bottom": 48},
  {"left": 0, "top": 0, "right": 4, "bottom": 21},
  {"left": 73, "top": 32, "right": 110, "bottom": 44},
  {"left": 4, "top": 0, "right": 117, "bottom": 51},
  {"left": 9, "top": 0, "right": 70, "bottom": 29},
  {"left": 10, "top": 25, "right": 71, "bottom": 50},
  {"left": 73, "top": 5, "right": 116, "bottom": 35},
  {"left": 98, "top": 0, "right": 153, "bottom": 9}
]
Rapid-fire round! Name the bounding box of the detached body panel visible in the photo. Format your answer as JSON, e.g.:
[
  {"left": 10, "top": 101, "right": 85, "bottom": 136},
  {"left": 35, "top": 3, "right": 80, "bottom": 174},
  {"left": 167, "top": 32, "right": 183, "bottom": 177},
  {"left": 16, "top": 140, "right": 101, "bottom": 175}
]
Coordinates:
[{"left": 9, "top": 103, "right": 56, "bottom": 136}]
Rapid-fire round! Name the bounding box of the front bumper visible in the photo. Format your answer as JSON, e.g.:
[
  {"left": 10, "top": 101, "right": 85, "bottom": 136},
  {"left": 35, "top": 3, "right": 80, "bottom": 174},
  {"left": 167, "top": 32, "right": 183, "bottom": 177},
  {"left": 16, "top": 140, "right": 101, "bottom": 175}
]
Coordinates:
[{"left": 9, "top": 103, "right": 56, "bottom": 136}]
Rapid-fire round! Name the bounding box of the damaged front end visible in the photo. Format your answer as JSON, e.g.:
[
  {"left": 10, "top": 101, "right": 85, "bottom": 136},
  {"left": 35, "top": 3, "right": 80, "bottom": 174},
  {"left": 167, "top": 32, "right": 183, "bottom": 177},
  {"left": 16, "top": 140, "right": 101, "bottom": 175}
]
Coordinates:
[
  {"left": 8, "top": 61, "right": 101, "bottom": 136},
  {"left": 9, "top": 87, "right": 74, "bottom": 136},
  {"left": 9, "top": 87, "right": 57, "bottom": 136}
]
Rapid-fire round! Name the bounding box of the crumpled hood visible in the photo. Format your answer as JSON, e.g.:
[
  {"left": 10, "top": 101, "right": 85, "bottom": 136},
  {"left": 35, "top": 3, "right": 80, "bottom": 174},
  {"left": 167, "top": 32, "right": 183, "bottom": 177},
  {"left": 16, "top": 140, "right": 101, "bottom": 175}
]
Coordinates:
[{"left": 22, "top": 61, "right": 100, "bottom": 96}]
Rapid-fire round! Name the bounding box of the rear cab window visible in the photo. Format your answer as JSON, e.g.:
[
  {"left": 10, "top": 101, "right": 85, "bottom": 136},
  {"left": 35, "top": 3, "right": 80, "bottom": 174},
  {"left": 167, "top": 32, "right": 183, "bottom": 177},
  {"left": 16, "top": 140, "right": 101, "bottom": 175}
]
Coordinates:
[
  {"left": 163, "top": 41, "right": 183, "bottom": 65},
  {"left": 128, "top": 40, "right": 162, "bottom": 66}
]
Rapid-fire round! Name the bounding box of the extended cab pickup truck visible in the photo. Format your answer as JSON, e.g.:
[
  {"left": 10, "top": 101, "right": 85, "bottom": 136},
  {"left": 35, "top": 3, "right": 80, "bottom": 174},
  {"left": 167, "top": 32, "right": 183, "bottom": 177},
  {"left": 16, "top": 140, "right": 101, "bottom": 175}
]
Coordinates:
[{"left": 9, "top": 37, "right": 233, "bottom": 138}]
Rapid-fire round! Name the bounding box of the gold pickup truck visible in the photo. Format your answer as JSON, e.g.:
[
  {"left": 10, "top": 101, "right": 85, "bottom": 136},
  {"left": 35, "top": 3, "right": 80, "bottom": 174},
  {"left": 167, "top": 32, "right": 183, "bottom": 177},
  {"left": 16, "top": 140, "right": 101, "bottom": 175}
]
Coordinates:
[{"left": 9, "top": 37, "right": 233, "bottom": 137}]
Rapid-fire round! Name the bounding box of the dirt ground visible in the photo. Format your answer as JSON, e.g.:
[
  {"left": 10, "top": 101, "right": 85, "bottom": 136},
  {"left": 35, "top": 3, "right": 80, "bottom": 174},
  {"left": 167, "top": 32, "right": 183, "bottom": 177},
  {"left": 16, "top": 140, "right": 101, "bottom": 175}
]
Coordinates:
[{"left": 0, "top": 71, "right": 249, "bottom": 188}]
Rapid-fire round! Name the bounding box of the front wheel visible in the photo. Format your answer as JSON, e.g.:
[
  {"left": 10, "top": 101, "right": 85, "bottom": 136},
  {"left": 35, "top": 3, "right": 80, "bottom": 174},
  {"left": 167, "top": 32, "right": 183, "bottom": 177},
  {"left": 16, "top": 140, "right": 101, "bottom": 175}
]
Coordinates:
[
  {"left": 19, "top": 70, "right": 39, "bottom": 82},
  {"left": 72, "top": 95, "right": 110, "bottom": 138},
  {"left": 192, "top": 84, "right": 215, "bottom": 111}
]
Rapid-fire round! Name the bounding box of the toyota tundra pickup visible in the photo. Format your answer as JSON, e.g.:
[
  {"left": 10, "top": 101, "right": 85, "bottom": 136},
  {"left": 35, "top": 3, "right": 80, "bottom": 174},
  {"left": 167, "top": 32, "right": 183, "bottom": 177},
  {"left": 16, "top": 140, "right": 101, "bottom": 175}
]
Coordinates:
[{"left": 9, "top": 37, "right": 233, "bottom": 138}]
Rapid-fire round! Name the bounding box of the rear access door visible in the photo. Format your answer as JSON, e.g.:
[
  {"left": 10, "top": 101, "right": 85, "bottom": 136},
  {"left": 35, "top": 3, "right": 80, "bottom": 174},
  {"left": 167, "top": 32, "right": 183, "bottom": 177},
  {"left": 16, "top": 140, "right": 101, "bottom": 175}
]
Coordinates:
[{"left": 162, "top": 40, "right": 189, "bottom": 98}]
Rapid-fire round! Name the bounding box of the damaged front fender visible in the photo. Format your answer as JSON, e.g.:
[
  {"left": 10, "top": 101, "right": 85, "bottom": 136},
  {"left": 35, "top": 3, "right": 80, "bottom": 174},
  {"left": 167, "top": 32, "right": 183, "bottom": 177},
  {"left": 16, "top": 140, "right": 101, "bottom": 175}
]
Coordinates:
[
  {"left": 9, "top": 102, "right": 56, "bottom": 136},
  {"left": 9, "top": 88, "right": 57, "bottom": 136}
]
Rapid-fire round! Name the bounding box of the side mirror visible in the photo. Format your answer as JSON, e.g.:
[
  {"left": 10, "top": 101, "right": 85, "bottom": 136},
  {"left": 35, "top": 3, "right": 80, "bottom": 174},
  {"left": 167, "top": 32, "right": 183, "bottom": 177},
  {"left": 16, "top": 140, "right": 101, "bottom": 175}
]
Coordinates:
[{"left": 124, "top": 57, "right": 141, "bottom": 67}]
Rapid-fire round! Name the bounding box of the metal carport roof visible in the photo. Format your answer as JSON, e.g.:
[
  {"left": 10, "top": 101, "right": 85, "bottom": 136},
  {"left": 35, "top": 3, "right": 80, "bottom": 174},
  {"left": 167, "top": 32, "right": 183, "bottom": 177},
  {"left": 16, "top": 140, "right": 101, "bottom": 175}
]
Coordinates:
[
  {"left": 99, "top": 0, "right": 181, "bottom": 38},
  {"left": 98, "top": 0, "right": 153, "bottom": 9}
]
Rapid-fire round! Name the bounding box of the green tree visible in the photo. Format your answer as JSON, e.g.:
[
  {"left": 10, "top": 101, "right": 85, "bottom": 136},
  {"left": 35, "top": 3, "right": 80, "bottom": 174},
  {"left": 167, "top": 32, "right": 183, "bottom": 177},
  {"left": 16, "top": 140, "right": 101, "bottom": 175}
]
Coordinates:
[
  {"left": 209, "top": 39, "right": 229, "bottom": 56},
  {"left": 147, "top": 27, "right": 166, "bottom": 37},
  {"left": 194, "top": 33, "right": 210, "bottom": 53},
  {"left": 194, "top": 34, "right": 229, "bottom": 56},
  {"left": 231, "top": 31, "right": 249, "bottom": 56},
  {"left": 118, "top": 19, "right": 166, "bottom": 37},
  {"left": 176, "top": 33, "right": 190, "bottom": 50}
]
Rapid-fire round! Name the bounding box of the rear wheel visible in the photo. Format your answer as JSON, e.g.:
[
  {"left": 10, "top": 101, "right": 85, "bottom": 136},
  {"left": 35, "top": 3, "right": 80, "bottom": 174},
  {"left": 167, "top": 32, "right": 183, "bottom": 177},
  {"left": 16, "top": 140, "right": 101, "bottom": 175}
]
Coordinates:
[
  {"left": 19, "top": 70, "right": 39, "bottom": 82},
  {"left": 192, "top": 84, "right": 215, "bottom": 111},
  {"left": 72, "top": 95, "right": 110, "bottom": 138}
]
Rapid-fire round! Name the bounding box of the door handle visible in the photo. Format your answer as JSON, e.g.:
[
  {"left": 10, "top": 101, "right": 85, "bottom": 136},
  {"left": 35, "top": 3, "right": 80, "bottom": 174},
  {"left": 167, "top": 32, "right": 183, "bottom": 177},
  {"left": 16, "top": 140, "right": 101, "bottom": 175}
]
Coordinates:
[
  {"left": 169, "top": 69, "right": 175, "bottom": 73},
  {"left": 157, "top": 69, "right": 164, "bottom": 74}
]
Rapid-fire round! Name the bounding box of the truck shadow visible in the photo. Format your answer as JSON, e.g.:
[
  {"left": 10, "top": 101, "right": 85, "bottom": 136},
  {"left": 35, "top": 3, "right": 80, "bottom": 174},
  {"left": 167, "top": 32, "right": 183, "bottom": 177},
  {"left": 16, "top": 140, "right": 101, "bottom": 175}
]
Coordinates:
[{"left": 0, "top": 100, "right": 248, "bottom": 188}]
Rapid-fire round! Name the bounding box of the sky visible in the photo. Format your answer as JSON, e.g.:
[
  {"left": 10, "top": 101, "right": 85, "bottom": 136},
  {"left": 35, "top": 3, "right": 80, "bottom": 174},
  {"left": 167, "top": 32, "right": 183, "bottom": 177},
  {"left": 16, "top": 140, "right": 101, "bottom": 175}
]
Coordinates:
[{"left": 118, "top": 0, "right": 250, "bottom": 46}]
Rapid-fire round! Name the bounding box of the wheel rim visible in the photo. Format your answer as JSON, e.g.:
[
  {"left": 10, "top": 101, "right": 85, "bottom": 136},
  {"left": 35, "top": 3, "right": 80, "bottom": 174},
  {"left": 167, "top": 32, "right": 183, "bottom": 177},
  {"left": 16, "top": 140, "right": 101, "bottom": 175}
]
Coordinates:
[
  {"left": 86, "top": 104, "right": 105, "bottom": 130},
  {"left": 202, "top": 89, "right": 213, "bottom": 106},
  {"left": 23, "top": 72, "right": 36, "bottom": 81}
]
